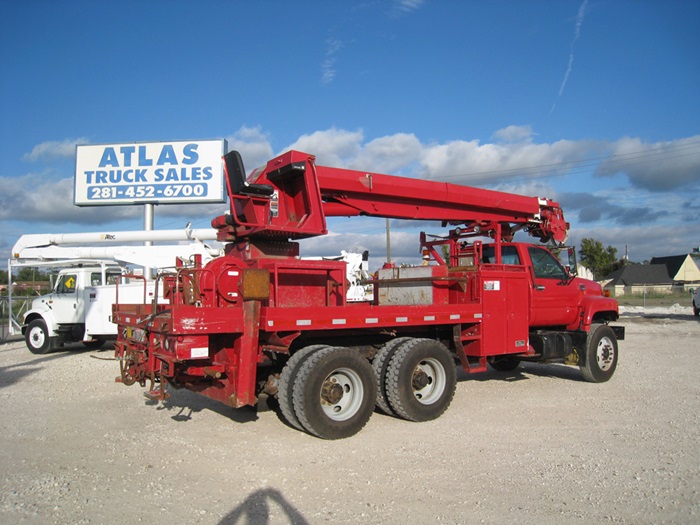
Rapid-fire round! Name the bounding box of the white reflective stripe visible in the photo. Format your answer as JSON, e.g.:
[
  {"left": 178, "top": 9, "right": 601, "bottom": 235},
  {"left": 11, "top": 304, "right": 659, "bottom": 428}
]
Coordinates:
[
  {"left": 191, "top": 347, "right": 208, "bottom": 358},
  {"left": 268, "top": 320, "right": 274, "bottom": 327},
  {"left": 228, "top": 270, "right": 239, "bottom": 276},
  {"left": 474, "top": 313, "right": 483, "bottom": 318},
  {"left": 365, "top": 318, "right": 379, "bottom": 324},
  {"left": 296, "top": 320, "right": 312, "bottom": 326},
  {"left": 396, "top": 317, "right": 408, "bottom": 323},
  {"left": 450, "top": 314, "right": 460, "bottom": 320},
  {"left": 332, "top": 319, "right": 346, "bottom": 325},
  {"left": 424, "top": 315, "right": 435, "bottom": 321}
]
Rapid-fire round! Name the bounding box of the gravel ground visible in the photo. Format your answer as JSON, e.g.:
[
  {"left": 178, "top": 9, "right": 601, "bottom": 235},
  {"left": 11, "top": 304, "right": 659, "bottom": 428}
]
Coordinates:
[{"left": 1, "top": 309, "right": 698, "bottom": 525}]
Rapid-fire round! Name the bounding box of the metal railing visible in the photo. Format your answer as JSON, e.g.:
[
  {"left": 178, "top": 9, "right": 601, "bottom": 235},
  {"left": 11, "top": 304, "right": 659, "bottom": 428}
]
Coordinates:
[{"left": 0, "top": 295, "right": 33, "bottom": 343}]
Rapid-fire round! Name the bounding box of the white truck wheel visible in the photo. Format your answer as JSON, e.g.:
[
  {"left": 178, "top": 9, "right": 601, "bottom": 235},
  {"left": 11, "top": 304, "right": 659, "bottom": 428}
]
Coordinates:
[{"left": 25, "top": 319, "right": 56, "bottom": 355}]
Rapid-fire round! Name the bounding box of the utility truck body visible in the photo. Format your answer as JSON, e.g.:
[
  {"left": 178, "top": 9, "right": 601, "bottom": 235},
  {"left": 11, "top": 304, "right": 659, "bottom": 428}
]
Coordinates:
[
  {"left": 22, "top": 265, "right": 157, "bottom": 353},
  {"left": 112, "top": 150, "right": 624, "bottom": 439}
]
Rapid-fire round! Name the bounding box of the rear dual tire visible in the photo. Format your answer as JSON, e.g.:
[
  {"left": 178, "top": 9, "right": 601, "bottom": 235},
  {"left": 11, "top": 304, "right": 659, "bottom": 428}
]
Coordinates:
[
  {"left": 382, "top": 338, "right": 457, "bottom": 422},
  {"left": 292, "top": 347, "right": 376, "bottom": 440},
  {"left": 277, "top": 345, "right": 331, "bottom": 431},
  {"left": 278, "top": 338, "right": 458, "bottom": 438},
  {"left": 279, "top": 345, "right": 377, "bottom": 439},
  {"left": 372, "top": 337, "right": 412, "bottom": 415}
]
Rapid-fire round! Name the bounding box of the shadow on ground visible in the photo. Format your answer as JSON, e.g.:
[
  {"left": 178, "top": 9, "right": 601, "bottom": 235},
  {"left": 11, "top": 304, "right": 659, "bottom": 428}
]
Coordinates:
[{"left": 220, "top": 487, "right": 309, "bottom": 525}]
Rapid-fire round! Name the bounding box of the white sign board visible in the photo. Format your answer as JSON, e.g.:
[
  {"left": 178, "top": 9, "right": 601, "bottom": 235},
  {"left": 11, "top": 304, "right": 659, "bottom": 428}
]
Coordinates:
[{"left": 74, "top": 139, "right": 226, "bottom": 206}]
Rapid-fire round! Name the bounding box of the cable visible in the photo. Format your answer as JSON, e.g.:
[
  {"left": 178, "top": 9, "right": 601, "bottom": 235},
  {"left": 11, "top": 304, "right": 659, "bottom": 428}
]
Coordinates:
[{"left": 435, "top": 139, "right": 700, "bottom": 185}]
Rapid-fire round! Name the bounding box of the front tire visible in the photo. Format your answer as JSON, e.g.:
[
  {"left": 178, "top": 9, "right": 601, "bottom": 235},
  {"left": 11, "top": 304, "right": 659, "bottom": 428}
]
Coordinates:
[
  {"left": 385, "top": 339, "right": 457, "bottom": 422},
  {"left": 580, "top": 324, "right": 618, "bottom": 383},
  {"left": 25, "top": 319, "right": 56, "bottom": 355},
  {"left": 292, "top": 347, "right": 376, "bottom": 439}
]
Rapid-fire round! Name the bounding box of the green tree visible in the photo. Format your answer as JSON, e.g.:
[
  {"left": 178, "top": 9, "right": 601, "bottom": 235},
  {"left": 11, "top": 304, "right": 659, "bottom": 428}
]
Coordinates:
[
  {"left": 14, "top": 267, "right": 51, "bottom": 282},
  {"left": 579, "top": 238, "right": 621, "bottom": 280}
]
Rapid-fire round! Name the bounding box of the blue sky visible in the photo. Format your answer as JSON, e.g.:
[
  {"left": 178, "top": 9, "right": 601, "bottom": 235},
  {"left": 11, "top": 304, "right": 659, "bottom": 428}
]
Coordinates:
[{"left": 1, "top": 0, "right": 699, "bottom": 268}]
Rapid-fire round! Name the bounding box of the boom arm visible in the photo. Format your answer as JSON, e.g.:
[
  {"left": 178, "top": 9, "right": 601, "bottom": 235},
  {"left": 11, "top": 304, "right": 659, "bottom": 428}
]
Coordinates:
[
  {"left": 12, "top": 228, "right": 222, "bottom": 268},
  {"left": 315, "top": 164, "right": 567, "bottom": 243},
  {"left": 213, "top": 150, "right": 568, "bottom": 244}
]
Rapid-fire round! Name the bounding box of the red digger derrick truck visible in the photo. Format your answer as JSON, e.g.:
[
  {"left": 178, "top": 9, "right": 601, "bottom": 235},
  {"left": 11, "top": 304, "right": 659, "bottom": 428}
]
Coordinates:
[{"left": 113, "top": 149, "right": 624, "bottom": 439}]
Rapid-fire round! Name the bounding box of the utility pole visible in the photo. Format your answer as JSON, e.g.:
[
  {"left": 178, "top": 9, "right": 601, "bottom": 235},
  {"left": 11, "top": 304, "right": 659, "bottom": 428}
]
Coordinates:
[{"left": 385, "top": 218, "right": 391, "bottom": 263}]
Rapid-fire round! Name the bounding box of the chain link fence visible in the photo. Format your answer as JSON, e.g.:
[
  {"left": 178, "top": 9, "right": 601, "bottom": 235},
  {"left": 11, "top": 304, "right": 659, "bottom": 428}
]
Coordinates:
[{"left": 0, "top": 295, "right": 32, "bottom": 343}]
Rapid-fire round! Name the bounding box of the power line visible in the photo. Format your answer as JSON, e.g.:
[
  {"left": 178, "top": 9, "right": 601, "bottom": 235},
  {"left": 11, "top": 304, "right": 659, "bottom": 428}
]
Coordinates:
[{"left": 435, "top": 139, "right": 700, "bottom": 185}]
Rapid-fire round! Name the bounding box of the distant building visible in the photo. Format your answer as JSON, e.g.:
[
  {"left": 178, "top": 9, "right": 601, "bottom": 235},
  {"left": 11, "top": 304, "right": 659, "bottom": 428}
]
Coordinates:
[
  {"left": 602, "top": 254, "right": 700, "bottom": 296},
  {"left": 10, "top": 281, "right": 49, "bottom": 293},
  {"left": 651, "top": 254, "right": 700, "bottom": 283}
]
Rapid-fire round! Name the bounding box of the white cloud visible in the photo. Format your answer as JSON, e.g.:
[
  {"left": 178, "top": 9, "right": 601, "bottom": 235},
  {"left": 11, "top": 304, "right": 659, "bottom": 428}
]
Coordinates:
[
  {"left": 493, "top": 180, "right": 557, "bottom": 201},
  {"left": 283, "top": 129, "right": 422, "bottom": 175},
  {"left": 285, "top": 128, "right": 364, "bottom": 166},
  {"left": 418, "top": 135, "right": 598, "bottom": 184},
  {"left": 595, "top": 135, "right": 700, "bottom": 191},
  {"left": 279, "top": 125, "right": 598, "bottom": 187},
  {"left": 23, "top": 137, "right": 90, "bottom": 162},
  {"left": 225, "top": 126, "right": 274, "bottom": 171},
  {"left": 353, "top": 133, "right": 422, "bottom": 173},
  {"left": 321, "top": 38, "right": 344, "bottom": 85},
  {"left": 0, "top": 173, "right": 140, "bottom": 223},
  {"left": 492, "top": 125, "right": 534, "bottom": 143},
  {"left": 567, "top": 222, "right": 698, "bottom": 263},
  {"left": 394, "top": 0, "right": 424, "bottom": 13}
]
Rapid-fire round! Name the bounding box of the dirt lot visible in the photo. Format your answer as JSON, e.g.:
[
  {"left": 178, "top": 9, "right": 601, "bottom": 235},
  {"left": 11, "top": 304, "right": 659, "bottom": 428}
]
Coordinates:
[{"left": 1, "top": 309, "right": 698, "bottom": 525}]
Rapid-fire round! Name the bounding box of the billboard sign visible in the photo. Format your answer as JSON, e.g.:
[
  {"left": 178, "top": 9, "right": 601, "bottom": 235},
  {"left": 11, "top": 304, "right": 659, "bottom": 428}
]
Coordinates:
[{"left": 74, "top": 139, "right": 226, "bottom": 206}]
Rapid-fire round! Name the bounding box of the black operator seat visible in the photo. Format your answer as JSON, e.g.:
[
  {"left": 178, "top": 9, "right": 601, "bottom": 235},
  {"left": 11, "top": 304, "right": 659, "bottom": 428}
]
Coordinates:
[{"left": 223, "top": 150, "right": 274, "bottom": 197}]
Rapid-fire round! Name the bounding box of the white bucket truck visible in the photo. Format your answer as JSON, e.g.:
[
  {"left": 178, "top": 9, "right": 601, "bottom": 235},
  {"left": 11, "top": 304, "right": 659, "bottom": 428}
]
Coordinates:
[{"left": 10, "top": 227, "right": 222, "bottom": 354}]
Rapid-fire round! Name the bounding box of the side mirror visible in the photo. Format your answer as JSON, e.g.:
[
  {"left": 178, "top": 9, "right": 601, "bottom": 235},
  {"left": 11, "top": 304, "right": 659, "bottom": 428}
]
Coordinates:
[{"left": 567, "top": 247, "right": 578, "bottom": 277}]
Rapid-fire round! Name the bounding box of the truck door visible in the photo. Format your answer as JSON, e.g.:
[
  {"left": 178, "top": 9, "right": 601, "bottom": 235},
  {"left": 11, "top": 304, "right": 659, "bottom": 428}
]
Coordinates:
[
  {"left": 50, "top": 272, "right": 82, "bottom": 324},
  {"left": 526, "top": 246, "right": 580, "bottom": 327}
]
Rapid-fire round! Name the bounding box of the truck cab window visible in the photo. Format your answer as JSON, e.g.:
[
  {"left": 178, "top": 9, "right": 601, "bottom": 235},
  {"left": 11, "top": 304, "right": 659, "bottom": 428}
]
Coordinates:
[
  {"left": 501, "top": 246, "right": 521, "bottom": 265},
  {"left": 482, "top": 245, "right": 521, "bottom": 265},
  {"left": 56, "top": 274, "right": 77, "bottom": 294},
  {"left": 528, "top": 247, "right": 567, "bottom": 280}
]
